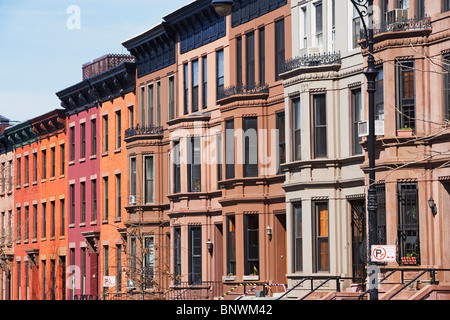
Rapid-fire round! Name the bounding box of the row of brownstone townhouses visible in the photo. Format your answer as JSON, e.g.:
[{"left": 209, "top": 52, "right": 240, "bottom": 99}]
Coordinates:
[{"left": 1, "top": 0, "right": 450, "bottom": 301}]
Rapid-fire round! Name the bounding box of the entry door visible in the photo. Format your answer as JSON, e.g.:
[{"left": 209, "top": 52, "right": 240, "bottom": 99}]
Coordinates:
[
  {"left": 274, "top": 213, "right": 286, "bottom": 285},
  {"left": 350, "top": 199, "right": 366, "bottom": 283}
]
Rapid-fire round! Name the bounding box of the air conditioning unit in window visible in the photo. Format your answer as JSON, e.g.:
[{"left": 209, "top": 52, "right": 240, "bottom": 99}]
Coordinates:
[
  {"left": 385, "top": 9, "right": 409, "bottom": 26},
  {"left": 126, "top": 279, "right": 136, "bottom": 291},
  {"left": 129, "top": 195, "right": 136, "bottom": 205},
  {"left": 358, "top": 120, "right": 385, "bottom": 137}
]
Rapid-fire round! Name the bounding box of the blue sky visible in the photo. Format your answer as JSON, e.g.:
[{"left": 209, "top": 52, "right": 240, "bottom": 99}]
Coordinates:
[{"left": 0, "top": 0, "right": 191, "bottom": 123}]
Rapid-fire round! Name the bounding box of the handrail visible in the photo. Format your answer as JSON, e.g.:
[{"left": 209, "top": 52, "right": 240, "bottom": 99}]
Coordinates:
[
  {"left": 298, "top": 278, "right": 332, "bottom": 300},
  {"left": 275, "top": 278, "right": 309, "bottom": 300},
  {"left": 358, "top": 269, "right": 398, "bottom": 300},
  {"left": 387, "top": 269, "right": 429, "bottom": 300}
]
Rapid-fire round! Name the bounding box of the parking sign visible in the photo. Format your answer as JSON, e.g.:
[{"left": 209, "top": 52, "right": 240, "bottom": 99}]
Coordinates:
[{"left": 371, "top": 245, "right": 396, "bottom": 262}]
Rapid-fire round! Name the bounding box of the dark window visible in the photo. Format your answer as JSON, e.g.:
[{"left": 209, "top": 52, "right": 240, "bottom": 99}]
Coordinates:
[
  {"left": 116, "top": 174, "right": 121, "bottom": 219},
  {"left": 70, "top": 185, "right": 75, "bottom": 224},
  {"left": 17, "top": 157, "right": 21, "bottom": 186},
  {"left": 352, "top": 89, "right": 363, "bottom": 155},
  {"left": 24, "top": 155, "right": 29, "bottom": 184},
  {"left": 174, "top": 227, "right": 182, "bottom": 285},
  {"left": 148, "top": 83, "right": 154, "bottom": 126},
  {"left": 293, "top": 98, "right": 301, "bottom": 161},
  {"left": 416, "top": 0, "right": 425, "bottom": 19},
  {"left": 315, "top": 2, "right": 323, "bottom": 46},
  {"left": 51, "top": 202, "right": 55, "bottom": 238},
  {"left": 376, "top": 183, "right": 387, "bottom": 245},
  {"left": 396, "top": 60, "right": 415, "bottom": 130},
  {"left": 25, "top": 206, "right": 29, "bottom": 240},
  {"left": 92, "top": 179, "right": 97, "bottom": 221},
  {"left": 236, "top": 36, "right": 242, "bottom": 87},
  {"left": 33, "top": 152, "right": 38, "bottom": 182},
  {"left": 188, "top": 226, "right": 202, "bottom": 285},
  {"left": 33, "top": 205, "right": 37, "bottom": 239},
  {"left": 51, "top": 148, "right": 55, "bottom": 178},
  {"left": 130, "top": 157, "right": 136, "bottom": 199},
  {"left": 225, "top": 119, "right": 235, "bottom": 179},
  {"left": 313, "top": 94, "right": 327, "bottom": 158},
  {"left": 81, "top": 182, "right": 85, "bottom": 223},
  {"left": 246, "top": 31, "right": 255, "bottom": 86},
  {"left": 294, "top": 202, "right": 303, "bottom": 272},
  {"left": 313, "top": 201, "right": 329, "bottom": 272},
  {"left": 226, "top": 215, "right": 236, "bottom": 275},
  {"left": 184, "top": 63, "right": 189, "bottom": 114},
  {"left": 375, "top": 67, "right": 384, "bottom": 121},
  {"left": 352, "top": 6, "right": 361, "bottom": 49},
  {"left": 70, "top": 127, "right": 75, "bottom": 161},
  {"left": 80, "top": 123, "right": 86, "bottom": 159},
  {"left": 156, "top": 81, "right": 161, "bottom": 126},
  {"left": 91, "top": 119, "right": 97, "bottom": 156},
  {"left": 42, "top": 202, "right": 46, "bottom": 238},
  {"left": 60, "top": 200, "right": 65, "bottom": 237},
  {"left": 397, "top": 182, "right": 420, "bottom": 264},
  {"left": 103, "top": 177, "right": 108, "bottom": 220},
  {"left": 444, "top": 0, "right": 450, "bottom": 12},
  {"left": 144, "top": 156, "right": 154, "bottom": 203},
  {"left": 103, "top": 116, "right": 108, "bottom": 152},
  {"left": 275, "top": 19, "right": 285, "bottom": 81},
  {"left": 259, "top": 27, "right": 265, "bottom": 85},
  {"left": 217, "top": 49, "right": 224, "bottom": 99},
  {"left": 169, "top": 76, "right": 175, "bottom": 120},
  {"left": 116, "top": 245, "right": 122, "bottom": 291},
  {"left": 444, "top": 55, "right": 450, "bottom": 120},
  {"left": 192, "top": 60, "right": 199, "bottom": 112},
  {"left": 140, "top": 86, "right": 146, "bottom": 126},
  {"left": 173, "top": 141, "right": 181, "bottom": 194},
  {"left": 244, "top": 214, "right": 259, "bottom": 275},
  {"left": 42, "top": 150, "right": 46, "bottom": 180},
  {"left": 116, "top": 111, "right": 121, "bottom": 149},
  {"left": 217, "top": 133, "right": 222, "bottom": 187},
  {"left": 243, "top": 117, "right": 258, "bottom": 177},
  {"left": 276, "top": 112, "right": 285, "bottom": 174},
  {"left": 188, "top": 137, "right": 201, "bottom": 192},
  {"left": 202, "top": 57, "right": 207, "bottom": 109}
]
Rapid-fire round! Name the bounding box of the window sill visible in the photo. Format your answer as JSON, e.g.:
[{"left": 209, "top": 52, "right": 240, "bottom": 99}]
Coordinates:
[
  {"left": 102, "top": 152, "right": 108, "bottom": 157},
  {"left": 23, "top": 183, "right": 29, "bottom": 188},
  {"left": 68, "top": 223, "right": 75, "bottom": 229},
  {"left": 90, "top": 220, "right": 97, "bottom": 226},
  {"left": 222, "top": 275, "right": 236, "bottom": 281},
  {"left": 114, "top": 217, "right": 122, "bottom": 223},
  {"left": 90, "top": 155, "right": 97, "bottom": 160},
  {"left": 69, "top": 160, "right": 75, "bottom": 166},
  {"left": 242, "top": 275, "right": 259, "bottom": 281},
  {"left": 114, "top": 148, "right": 121, "bottom": 154},
  {"left": 32, "top": 181, "right": 38, "bottom": 186},
  {"left": 79, "top": 158, "right": 86, "bottom": 163},
  {"left": 79, "top": 222, "right": 86, "bottom": 227},
  {"left": 101, "top": 219, "right": 108, "bottom": 224}
]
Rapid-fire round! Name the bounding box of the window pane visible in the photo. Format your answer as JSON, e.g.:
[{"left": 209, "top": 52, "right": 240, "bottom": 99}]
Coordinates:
[
  {"left": 314, "top": 94, "right": 327, "bottom": 158},
  {"left": 243, "top": 117, "right": 258, "bottom": 177}
]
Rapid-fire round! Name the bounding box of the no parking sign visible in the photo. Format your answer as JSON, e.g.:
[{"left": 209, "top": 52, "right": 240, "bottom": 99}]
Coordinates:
[
  {"left": 103, "top": 276, "right": 116, "bottom": 288},
  {"left": 371, "top": 245, "right": 396, "bottom": 262}
]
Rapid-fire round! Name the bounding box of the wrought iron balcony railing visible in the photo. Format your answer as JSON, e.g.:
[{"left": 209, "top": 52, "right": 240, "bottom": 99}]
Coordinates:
[
  {"left": 370, "top": 15, "right": 432, "bottom": 37},
  {"left": 281, "top": 51, "right": 341, "bottom": 74},
  {"left": 125, "top": 124, "right": 164, "bottom": 139},
  {"left": 217, "top": 82, "right": 269, "bottom": 101}
]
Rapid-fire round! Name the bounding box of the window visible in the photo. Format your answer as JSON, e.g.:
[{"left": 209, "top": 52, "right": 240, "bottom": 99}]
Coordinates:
[
  {"left": 144, "top": 236, "right": 155, "bottom": 287},
  {"left": 17, "top": 207, "right": 21, "bottom": 240},
  {"left": 396, "top": 0, "right": 409, "bottom": 9},
  {"left": 92, "top": 179, "right": 97, "bottom": 221},
  {"left": 91, "top": 119, "right": 97, "bottom": 156},
  {"left": 140, "top": 86, "right": 146, "bottom": 126},
  {"left": 314, "top": 2, "right": 323, "bottom": 47},
  {"left": 216, "top": 49, "right": 224, "bottom": 99},
  {"left": 34, "top": 205, "right": 39, "bottom": 239},
  {"left": 116, "top": 245, "right": 122, "bottom": 292},
  {"left": 51, "top": 260, "right": 56, "bottom": 300},
  {"left": 81, "top": 182, "right": 86, "bottom": 223},
  {"left": 130, "top": 157, "right": 136, "bottom": 200},
  {"left": 60, "top": 200, "right": 65, "bottom": 237},
  {"left": 42, "top": 150, "right": 46, "bottom": 180},
  {"left": 70, "top": 184, "right": 75, "bottom": 224},
  {"left": 42, "top": 260, "right": 46, "bottom": 300},
  {"left": 60, "top": 144, "right": 65, "bottom": 176},
  {"left": 42, "top": 202, "right": 47, "bottom": 238},
  {"left": 17, "top": 157, "right": 21, "bottom": 186},
  {"left": 103, "top": 246, "right": 109, "bottom": 278},
  {"left": 246, "top": 31, "right": 255, "bottom": 86},
  {"left": 25, "top": 206, "right": 29, "bottom": 240},
  {"left": 169, "top": 76, "right": 175, "bottom": 120},
  {"left": 156, "top": 81, "right": 161, "bottom": 126},
  {"left": 352, "top": 6, "right": 361, "bottom": 49},
  {"left": 103, "top": 177, "right": 108, "bottom": 220},
  {"left": 116, "top": 111, "right": 121, "bottom": 149},
  {"left": 116, "top": 174, "right": 121, "bottom": 219},
  {"left": 33, "top": 153, "right": 37, "bottom": 182},
  {"left": 70, "top": 127, "right": 75, "bottom": 161},
  {"left": 202, "top": 57, "right": 207, "bottom": 109},
  {"left": 300, "top": 6, "right": 307, "bottom": 49},
  {"left": 103, "top": 115, "right": 108, "bottom": 153},
  {"left": 225, "top": 119, "right": 235, "bottom": 179},
  {"left": 277, "top": 112, "right": 285, "bottom": 174},
  {"left": 259, "top": 27, "right": 265, "bottom": 85},
  {"left": 331, "top": 0, "right": 336, "bottom": 51},
  {"left": 313, "top": 94, "right": 327, "bottom": 158},
  {"left": 293, "top": 98, "right": 301, "bottom": 161},
  {"left": 24, "top": 155, "right": 29, "bottom": 184},
  {"left": 128, "top": 105, "right": 134, "bottom": 129},
  {"left": 173, "top": 141, "right": 181, "bottom": 194},
  {"left": 188, "top": 137, "right": 201, "bottom": 192},
  {"left": 380, "top": 0, "right": 389, "bottom": 23},
  {"left": 244, "top": 214, "right": 259, "bottom": 275},
  {"left": 226, "top": 215, "right": 236, "bottom": 275},
  {"left": 144, "top": 156, "right": 154, "bottom": 203},
  {"left": 192, "top": 60, "right": 199, "bottom": 112},
  {"left": 294, "top": 202, "right": 303, "bottom": 272},
  {"left": 396, "top": 60, "right": 415, "bottom": 130},
  {"left": 352, "top": 89, "right": 363, "bottom": 155},
  {"left": 275, "top": 19, "right": 285, "bottom": 81},
  {"left": 375, "top": 67, "right": 384, "bottom": 121},
  {"left": 313, "top": 201, "right": 329, "bottom": 272},
  {"left": 236, "top": 36, "right": 242, "bottom": 87},
  {"left": 51, "top": 148, "right": 55, "bottom": 178},
  {"left": 217, "top": 133, "right": 222, "bottom": 186},
  {"left": 188, "top": 225, "right": 202, "bottom": 285},
  {"left": 416, "top": 0, "right": 425, "bottom": 19},
  {"left": 184, "top": 63, "right": 189, "bottom": 114},
  {"left": 444, "top": 55, "right": 450, "bottom": 120},
  {"left": 445, "top": 0, "right": 450, "bottom": 12},
  {"left": 80, "top": 123, "right": 86, "bottom": 159},
  {"left": 243, "top": 117, "right": 258, "bottom": 177},
  {"left": 17, "top": 261, "right": 21, "bottom": 300},
  {"left": 376, "top": 183, "right": 387, "bottom": 245},
  {"left": 397, "top": 182, "right": 420, "bottom": 264},
  {"left": 174, "top": 227, "right": 182, "bottom": 285},
  {"left": 51, "top": 202, "right": 55, "bottom": 237}
]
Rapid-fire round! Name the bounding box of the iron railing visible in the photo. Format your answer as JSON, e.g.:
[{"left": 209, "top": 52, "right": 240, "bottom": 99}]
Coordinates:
[
  {"left": 125, "top": 124, "right": 164, "bottom": 139},
  {"left": 281, "top": 52, "right": 341, "bottom": 74},
  {"left": 370, "top": 15, "right": 432, "bottom": 37},
  {"left": 217, "top": 83, "right": 269, "bottom": 100},
  {"left": 168, "top": 281, "right": 223, "bottom": 300}
]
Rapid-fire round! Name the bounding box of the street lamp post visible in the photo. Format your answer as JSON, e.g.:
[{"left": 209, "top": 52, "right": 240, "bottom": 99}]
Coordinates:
[{"left": 211, "top": 0, "right": 379, "bottom": 300}]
